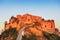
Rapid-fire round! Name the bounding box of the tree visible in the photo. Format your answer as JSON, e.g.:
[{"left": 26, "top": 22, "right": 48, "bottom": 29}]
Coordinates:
[
  {"left": 1, "top": 27, "right": 18, "bottom": 40},
  {"left": 43, "top": 31, "right": 60, "bottom": 40},
  {"left": 22, "top": 34, "right": 37, "bottom": 40}
]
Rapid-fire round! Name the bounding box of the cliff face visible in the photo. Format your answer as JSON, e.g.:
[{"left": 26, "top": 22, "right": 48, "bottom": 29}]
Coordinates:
[{"left": 5, "top": 14, "right": 55, "bottom": 37}]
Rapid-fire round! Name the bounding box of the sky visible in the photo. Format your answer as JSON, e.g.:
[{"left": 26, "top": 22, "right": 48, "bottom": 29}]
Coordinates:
[{"left": 0, "top": 0, "right": 60, "bottom": 33}]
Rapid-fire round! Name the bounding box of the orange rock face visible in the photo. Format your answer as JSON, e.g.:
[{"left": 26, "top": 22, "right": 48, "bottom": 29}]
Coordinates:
[{"left": 5, "top": 14, "right": 55, "bottom": 37}]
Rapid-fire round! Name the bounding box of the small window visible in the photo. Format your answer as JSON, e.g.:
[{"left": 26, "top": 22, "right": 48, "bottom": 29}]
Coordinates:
[
  {"left": 28, "top": 19, "right": 30, "bottom": 21},
  {"left": 51, "top": 25, "right": 52, "bottom": 28},
  {"left": 45, "top": 25, "right": 46, "bottom": 27},
  {"left": 41, "top": 26, "right": 42, "bottom": 28}
]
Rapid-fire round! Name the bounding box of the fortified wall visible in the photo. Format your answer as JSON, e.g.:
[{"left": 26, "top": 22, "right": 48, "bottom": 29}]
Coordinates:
[{"left": 5, "top": 14, "right": 55, "bottom": 37}]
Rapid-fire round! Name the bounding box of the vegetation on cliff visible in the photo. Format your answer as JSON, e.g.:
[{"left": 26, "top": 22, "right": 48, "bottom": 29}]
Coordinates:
[
  {"left": 0, "top": 27, "right": 18, "bottom": 40},
  {"left": 0, "top": 27, "right": 60, "bottom": 40},
  {"left": 43, "top": 31, "right": 60, "bottom": 40}
]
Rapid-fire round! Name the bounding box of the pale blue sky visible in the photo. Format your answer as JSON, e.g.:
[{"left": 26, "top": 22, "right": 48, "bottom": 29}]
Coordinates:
[{"left": 0, "top": 0, "right": 60, "bottom": 33}]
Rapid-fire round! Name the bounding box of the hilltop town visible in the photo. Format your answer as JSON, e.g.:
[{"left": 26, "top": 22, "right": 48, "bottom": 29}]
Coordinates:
[{"left": 0, "top": 14, "right": 60, "bottom": 40}]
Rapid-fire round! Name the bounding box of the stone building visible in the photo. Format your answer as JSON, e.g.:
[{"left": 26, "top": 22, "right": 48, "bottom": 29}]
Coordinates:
[{"left": 5, "top": 14, "right": 55, "bottom": 37}]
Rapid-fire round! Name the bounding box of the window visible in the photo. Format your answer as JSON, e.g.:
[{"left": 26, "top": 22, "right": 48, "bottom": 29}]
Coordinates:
[
  {"left": 28, "top": 19, "right": 30, "bottom": 21},
  {"left": 45, "top": 25, "right": 46, "bottom": 27}
]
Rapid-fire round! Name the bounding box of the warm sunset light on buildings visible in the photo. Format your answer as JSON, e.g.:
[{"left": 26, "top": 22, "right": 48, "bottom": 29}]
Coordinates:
[
  {"left": 5, "top": 14, "right": 57, "bottom": 37},
  {"left": 0, "top": 14, "right": 59, "bottom": 40}
]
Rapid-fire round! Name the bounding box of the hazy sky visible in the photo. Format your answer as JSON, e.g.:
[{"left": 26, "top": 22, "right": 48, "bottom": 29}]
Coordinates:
[{"left": 0, "top": 0, "right": 60, "bottom": 33}]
